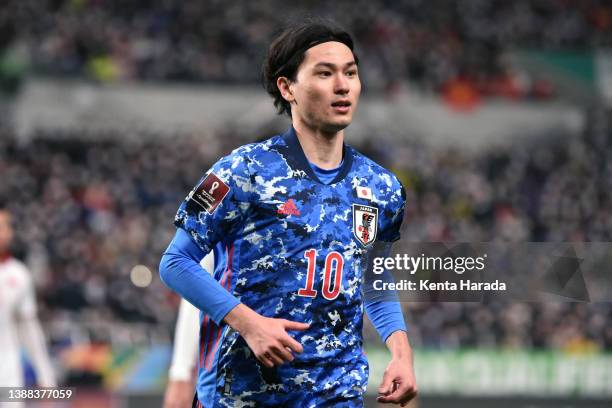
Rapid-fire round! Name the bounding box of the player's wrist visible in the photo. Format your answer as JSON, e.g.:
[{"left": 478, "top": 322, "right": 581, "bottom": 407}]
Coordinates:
[
  {"left": 223, "top": 303, "right": 259, "bottom": 335},
  {"left": 385, "top": 330, "right": 411, "bottom": 359}
]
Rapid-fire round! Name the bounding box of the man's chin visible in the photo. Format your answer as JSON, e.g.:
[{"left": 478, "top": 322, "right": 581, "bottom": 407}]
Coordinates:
[{"left": 322, "top": 119, "right": 351, "bottom": 134}]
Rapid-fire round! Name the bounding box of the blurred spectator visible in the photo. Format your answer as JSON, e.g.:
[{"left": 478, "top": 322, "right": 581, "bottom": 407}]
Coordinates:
[{"left": 4, "top": 0, "right": 610, "bottom": 97}]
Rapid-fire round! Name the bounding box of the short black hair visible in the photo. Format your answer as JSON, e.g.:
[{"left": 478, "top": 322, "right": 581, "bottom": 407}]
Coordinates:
[{"left": 262, "top": 18, "right": 359, "bottom": 117}]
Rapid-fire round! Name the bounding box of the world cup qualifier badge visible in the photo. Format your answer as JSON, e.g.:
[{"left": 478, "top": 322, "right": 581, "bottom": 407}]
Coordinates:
[
  {"left": 352, "top": 204, "right": 378, "bottom": 246},
  {"left": 189, "top": 172, "right": 230, "bottom": 214}
]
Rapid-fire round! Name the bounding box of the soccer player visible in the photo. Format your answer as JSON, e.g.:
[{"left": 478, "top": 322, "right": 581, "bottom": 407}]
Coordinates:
[
  {"left": 0, "top": 204, "right": 57, "bottom": 393},
  {"left": 160, "top": 19, "right": 417, "bottom": 407}
]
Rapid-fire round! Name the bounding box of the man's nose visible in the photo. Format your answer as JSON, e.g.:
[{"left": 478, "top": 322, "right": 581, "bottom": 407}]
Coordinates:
[{"left": 334, "top": 73, "right": 349, "bottom": 94}]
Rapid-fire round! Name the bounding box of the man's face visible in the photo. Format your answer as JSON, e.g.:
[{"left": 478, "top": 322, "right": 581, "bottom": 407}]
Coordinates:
[
  {"left": 0, "top": 211, "right": 13, "bottom": 253},
  {"left": 289, "top": 41, "right": 361, "bottom": 133}
]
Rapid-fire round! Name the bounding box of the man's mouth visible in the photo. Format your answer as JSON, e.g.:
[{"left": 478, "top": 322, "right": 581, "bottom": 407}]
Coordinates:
[{"left": 331, "top": 100, "right": 351, "bottom": 113}]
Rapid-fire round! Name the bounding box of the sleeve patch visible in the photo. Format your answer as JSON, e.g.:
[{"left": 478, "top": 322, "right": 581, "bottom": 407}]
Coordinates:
[{"left": 190, "top": 172, "right": 230, "bottom": 214}]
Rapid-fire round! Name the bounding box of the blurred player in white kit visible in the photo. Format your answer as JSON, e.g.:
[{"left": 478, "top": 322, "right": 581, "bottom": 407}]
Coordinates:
[
  {"left": 163, "top": 252, "right": 214, "bottom": 408},
  {"left": 0, "top": 203, "right": 56, "bottom": 394},
  {"left": 163, "top": 298, "right": 199, "bottom": 408}
]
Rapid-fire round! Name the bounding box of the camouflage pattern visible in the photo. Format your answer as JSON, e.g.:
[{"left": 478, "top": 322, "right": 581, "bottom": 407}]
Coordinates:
[{"left": 176, "top": 127, "right": 405, "bottom": 407}]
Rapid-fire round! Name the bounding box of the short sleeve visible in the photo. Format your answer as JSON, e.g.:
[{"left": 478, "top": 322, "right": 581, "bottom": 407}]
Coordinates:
[
  {"left": 377, "top": 182, "right": 406, "bottom": 243},
  {"left": 174, "top": 151, "right": 252, "bottom": 254}
]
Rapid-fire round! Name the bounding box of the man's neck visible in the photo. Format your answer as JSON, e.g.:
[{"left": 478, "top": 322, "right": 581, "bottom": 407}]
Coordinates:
[
  {"left": 292, "top": 121, "right": 344, "bottom": 170},
  {"left": 0, "top": 250, "right": 10, "bottom": 263}
]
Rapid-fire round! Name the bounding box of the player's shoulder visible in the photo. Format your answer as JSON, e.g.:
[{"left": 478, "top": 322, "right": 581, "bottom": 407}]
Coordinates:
[
  {"left": 5, "top": 257, "right": 29, "bottom": 274},
  {"left": 350, "top": 147, "right": 404, "bottom": 197},
  {"left": 209, "top": 135, "right": 281, "bottom": 179},
  {"left": 218, "top": 135, "right": 283, "bottom": 170},
  {"left": 227, "top": 135, "right": 283, "bottom": 160},
  {"left": 3, "top": 258, "right": 32, "bottom": 285}
]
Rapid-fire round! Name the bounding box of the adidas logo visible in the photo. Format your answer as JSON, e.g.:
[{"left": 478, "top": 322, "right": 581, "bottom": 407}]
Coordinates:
[{"left": 277, "top": 199, "right": 301, "bottom": 216}]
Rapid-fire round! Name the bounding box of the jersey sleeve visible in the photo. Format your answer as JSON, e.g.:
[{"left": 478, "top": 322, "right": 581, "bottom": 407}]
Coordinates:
[
  {"left": 174, "top": 150, "right": 253, "bottom": 253},
  {"left": 377, "top": 180, "right": 406, "bottom": 243},
  {"left": 17, "top": 267, "right": 37, "bottom": 319}
]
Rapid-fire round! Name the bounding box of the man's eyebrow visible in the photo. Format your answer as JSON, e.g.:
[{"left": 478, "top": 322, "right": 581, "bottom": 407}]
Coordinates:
[{"left": 313, "top": 61, "right": 357, "bottom": 69}]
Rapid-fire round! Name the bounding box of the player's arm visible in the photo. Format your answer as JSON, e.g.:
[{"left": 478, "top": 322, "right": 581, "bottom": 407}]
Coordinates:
[
  {"left": 367, "top": 181, "right": 417, "bottom": 405},
  {"left": 16, "top": 274, "right": 57, "bottom": 387},
  {"left": 377, "top": 331, "right": 417, "bottom": 406},
  {"left": 163, "top": 298, "right": 200, "bottom": 408},
  {"left": 160, "top": 152, "right": 308, "bottom": 368},
  {"left": 160, "top": 228, "right": 239, "bottom": 324},
  {"left": 364, "top": 244, "right": 416, "bottom": 405}
]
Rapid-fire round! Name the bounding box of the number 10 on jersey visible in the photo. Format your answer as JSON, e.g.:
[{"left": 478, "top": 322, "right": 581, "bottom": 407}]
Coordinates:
[{"left": 297, "top": 249, "right": 344, "bottom": 300}]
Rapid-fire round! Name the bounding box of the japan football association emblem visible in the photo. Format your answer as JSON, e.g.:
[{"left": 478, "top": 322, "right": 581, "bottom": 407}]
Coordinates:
[{"left": 352, "top": 204, "right": 378, "bottom": 246}]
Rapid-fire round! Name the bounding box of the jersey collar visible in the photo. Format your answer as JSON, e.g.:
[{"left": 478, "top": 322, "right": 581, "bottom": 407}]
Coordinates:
[{"left": 280, "top": 126, "right": 353, "bottom": 185}]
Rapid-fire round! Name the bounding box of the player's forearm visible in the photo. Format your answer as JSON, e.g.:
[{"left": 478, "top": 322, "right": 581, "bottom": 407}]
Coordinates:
[
  {"left": 364, "top": 298, "right": 407, "bottom": 343},
  {"left": 163, "top": 379, "right": 195, "bottom": 408},
  {"left": 160, "top": 229, "right": 239, "bottom": 325},
  {"left": 160, "top": 252, "right": 239, "bottom": 324},
  {"left": 385, "top": 330, "right": 412, "bottom": 360}
]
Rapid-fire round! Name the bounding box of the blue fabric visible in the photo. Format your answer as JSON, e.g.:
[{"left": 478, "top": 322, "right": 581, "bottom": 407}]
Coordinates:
[
  {"left": 364, "top": 300, "right": 407, "bottom": 343},
  {"left": 159, "top": 228, "right": 240, "bottom": 325},
  {"left": 363, "top": 242, "right": 408, "bottom": 343},
  {"left": 308, "top": 159, "right": 343, "bottom": 185}
]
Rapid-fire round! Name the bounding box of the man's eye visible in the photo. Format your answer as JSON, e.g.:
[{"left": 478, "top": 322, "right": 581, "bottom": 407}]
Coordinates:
[
  {"left": 318, "top": 72, "right": 332, "bottom": 77},
  {"left": 346, "top": 71, "right": 357, "bottom": 77}
]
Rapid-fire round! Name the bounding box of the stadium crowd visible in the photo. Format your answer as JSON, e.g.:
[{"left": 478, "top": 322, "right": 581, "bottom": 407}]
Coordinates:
[
  {"left": 3, "top": 0, "right": 611, "bottom": 98},
  {"left": 1, "top": 106, "right": 611, "bottom": 352}
]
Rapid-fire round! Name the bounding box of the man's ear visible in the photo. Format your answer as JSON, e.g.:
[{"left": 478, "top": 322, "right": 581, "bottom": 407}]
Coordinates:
[{"left": 277, "top": 77, "right": 295, "bottom": 103}]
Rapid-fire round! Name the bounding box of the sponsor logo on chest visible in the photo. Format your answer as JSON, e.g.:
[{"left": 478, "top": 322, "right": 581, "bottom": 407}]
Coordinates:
[{"left": 277, "top": 199, "right": 301, "bottom": 216}]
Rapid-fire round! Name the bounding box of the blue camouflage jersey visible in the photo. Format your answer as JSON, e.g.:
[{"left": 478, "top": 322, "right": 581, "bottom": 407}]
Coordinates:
[{"left": 175, "top": 126, "right": 406, "bottom": 407}]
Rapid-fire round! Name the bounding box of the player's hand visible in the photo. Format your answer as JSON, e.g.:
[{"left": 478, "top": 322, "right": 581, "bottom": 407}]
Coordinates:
[
  {"left": 224, "top": 304, "right": 310, "bottom": 368},
  {"left": 243, "top": 316, "right": 309, "bottom": 368},
  {"left": 377, "top": 331, "right": 418, "bottom": 406},
  {"left": 377, "top": 357, "right": 418, "bottom": 406},
  {"left": 163, "top": 379, "right": 194, "bottom": 408}
]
